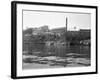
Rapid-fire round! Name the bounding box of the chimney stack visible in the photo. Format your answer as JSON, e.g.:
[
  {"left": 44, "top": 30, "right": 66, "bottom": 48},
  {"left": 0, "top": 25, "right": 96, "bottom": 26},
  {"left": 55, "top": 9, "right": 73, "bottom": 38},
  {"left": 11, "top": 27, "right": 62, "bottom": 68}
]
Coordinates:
[{"left": 66, "top": 18, "right": 67, "bottom": 31}]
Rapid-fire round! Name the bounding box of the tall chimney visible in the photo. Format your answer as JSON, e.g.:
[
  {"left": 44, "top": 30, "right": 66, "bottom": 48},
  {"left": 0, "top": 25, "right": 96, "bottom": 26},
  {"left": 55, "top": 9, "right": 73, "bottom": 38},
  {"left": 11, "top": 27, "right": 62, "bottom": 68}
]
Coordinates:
[{"left": 66, "top": 18, "right": 67, "bottom": 31}]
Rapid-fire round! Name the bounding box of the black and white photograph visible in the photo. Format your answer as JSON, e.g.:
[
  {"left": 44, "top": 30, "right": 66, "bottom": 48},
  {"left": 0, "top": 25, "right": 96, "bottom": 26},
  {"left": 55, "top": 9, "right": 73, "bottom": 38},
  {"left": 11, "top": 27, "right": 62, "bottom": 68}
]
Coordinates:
[
  {"left": 22, "top": 10, "right": 91, "bottom": 69},
  {"left": 11, "top": 1, "right": 97, "bottom": 79}
]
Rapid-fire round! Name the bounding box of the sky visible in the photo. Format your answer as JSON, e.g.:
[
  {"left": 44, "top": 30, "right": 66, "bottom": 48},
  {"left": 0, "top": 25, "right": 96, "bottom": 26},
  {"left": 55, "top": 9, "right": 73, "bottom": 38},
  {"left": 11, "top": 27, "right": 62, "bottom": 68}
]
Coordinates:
[{"left": 23, "top": 10, "right": 91, "bottom": 31}]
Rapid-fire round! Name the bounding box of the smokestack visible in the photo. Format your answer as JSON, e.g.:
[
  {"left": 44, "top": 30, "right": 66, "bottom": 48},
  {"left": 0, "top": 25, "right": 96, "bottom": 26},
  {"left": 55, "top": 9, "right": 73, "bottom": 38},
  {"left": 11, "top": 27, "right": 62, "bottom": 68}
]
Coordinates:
[{"left": 66, "top": 18, "right": 67, "bottom": 31}]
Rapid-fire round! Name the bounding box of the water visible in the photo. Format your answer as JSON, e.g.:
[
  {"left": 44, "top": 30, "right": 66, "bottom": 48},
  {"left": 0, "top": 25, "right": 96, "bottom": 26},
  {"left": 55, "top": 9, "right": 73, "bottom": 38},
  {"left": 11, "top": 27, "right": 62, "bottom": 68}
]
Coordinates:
[{"left": 23, "top": 43, "right": 91, "bottom": 69}]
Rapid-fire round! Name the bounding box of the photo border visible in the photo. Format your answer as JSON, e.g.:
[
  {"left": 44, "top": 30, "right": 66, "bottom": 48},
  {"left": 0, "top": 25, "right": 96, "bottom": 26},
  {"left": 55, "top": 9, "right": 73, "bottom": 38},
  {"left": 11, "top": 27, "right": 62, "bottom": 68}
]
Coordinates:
[{"left": 11, "top": 1, "right": 98, "bottom": 79}]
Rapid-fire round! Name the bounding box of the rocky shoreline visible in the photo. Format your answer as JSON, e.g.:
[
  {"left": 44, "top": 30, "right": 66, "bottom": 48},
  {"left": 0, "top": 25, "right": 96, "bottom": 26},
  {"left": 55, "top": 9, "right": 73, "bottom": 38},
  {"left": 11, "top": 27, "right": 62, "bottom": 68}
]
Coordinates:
[{"left": 23, "top": 53, "right": 90, "bottom": 69}]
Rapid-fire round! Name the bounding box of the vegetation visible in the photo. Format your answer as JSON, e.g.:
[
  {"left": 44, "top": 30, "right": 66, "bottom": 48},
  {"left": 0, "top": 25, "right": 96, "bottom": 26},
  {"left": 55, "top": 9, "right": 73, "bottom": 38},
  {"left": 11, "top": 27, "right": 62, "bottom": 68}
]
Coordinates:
[{"left": 23, "top": 27, "right": 90, "bottom": 45}]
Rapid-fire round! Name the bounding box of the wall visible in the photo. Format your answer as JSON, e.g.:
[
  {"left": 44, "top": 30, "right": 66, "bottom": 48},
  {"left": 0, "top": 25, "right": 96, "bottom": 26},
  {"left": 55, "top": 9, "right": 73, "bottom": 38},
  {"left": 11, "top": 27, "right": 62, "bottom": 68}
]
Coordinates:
[{"left": 0, "top": 0, "right": 99, "bottom": 80}]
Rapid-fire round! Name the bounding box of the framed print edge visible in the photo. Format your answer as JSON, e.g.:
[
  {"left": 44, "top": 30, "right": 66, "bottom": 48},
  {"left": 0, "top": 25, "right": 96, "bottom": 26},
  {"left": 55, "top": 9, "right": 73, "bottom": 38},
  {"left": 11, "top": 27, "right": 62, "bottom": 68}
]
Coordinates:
[
  {"left": 11, "top": 1, "right": 98, "bottom": 79},
  {"left": 11, "top": 1, "right": 17, "bottom": 79},
  {"left": 96, "top": 6, "right": 98, "bottom": 74}
]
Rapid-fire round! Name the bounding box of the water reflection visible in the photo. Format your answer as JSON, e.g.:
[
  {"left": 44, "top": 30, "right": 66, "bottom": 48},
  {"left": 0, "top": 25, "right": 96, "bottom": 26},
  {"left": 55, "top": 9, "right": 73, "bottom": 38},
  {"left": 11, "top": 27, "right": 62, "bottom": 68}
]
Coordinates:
[{"left": 23, "top": 43, "right": 91, "bottom": 69}]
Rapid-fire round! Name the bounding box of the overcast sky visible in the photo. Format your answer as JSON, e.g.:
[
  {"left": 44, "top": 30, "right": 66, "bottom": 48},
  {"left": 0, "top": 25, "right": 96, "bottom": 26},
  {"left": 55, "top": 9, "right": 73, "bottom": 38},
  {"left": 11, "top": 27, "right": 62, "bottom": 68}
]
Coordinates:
[{"left": 23, "top": 10, "right": 91, "bottom": 31}]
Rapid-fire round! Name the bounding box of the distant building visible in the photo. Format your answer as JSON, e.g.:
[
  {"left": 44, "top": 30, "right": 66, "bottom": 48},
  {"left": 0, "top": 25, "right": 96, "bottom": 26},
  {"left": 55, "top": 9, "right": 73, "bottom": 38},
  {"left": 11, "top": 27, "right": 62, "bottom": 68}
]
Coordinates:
[
  {"left": 79, "top": 29, "right": 91, "bottom": 38},
  {"left": 39, "top": 25, "right": 49, "bottom": 32},
  {"left": 32, "top": 25, "right": 49, "bottom": 35},
  {"left": 79, "top": 29, "right": 90, "bottom": 32}
]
